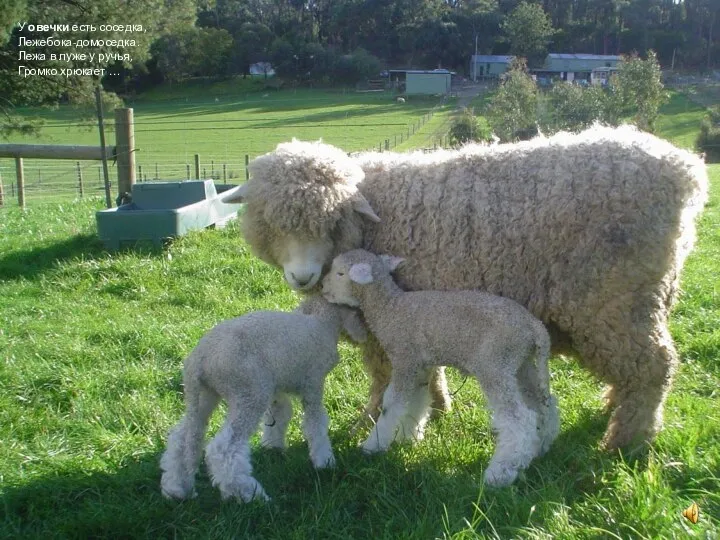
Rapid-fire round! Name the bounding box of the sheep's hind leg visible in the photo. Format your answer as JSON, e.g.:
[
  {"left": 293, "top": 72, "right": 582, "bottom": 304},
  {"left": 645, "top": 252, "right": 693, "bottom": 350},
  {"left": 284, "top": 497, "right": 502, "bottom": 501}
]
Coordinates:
[
  {"left": 261, "top": 392, "right": 293, "bottom": 449},
  {"left": 160, "top": 383, "right": 219, "bottom": 500},
  {"left": 205, "top": 395, "right": 270, "bottom": 502},
  {"left": 476, "top": 364, "right": 542, "bottom": 487},
  {"left": 580, "top": 318, "right": 678, "bottom": 451},
  {"left": 301, "top": 385, "right": 335, "bottom": 469}
]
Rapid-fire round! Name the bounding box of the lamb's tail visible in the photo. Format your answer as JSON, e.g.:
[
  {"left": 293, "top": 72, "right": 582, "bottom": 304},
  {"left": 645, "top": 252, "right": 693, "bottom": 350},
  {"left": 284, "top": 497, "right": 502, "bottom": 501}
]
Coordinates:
[{"left": 160, "top": 370, "right": 218, "bottom": 500}]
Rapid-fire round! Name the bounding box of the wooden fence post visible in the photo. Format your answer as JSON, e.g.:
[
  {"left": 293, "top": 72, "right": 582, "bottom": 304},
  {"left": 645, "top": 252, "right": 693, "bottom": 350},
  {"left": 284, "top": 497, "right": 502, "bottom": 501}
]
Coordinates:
[
  {"left": 223, "top": 163, "right": 227, "bottom": 184},
  {"left": 96, "top": 86, "right": 113, "bottom": 208},
  {"left": 194, "top": 154, "right": 200, "bottom": 179},
  {"left": 245, "top": 155, "right": 249, "bottom": 181},
  {"left": 115, "top": 107, "right": 136, "bottom": 197},
  {"left": 76, "top": 161, "right": 84, "bottom": 197},
  {"left": 186, "top": 164, "right": 190, "bottom": 180},
  {"left": 15, "top": 157, "right": 25, "bottom": 209}
]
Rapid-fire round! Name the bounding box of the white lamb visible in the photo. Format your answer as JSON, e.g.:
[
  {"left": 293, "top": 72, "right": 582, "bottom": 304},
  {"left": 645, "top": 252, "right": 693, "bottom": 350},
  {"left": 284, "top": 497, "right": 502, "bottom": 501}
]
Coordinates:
[
  {"left": 159, "top": 295, "right": 366, "bottom": 502},
  {"left": 321, "top": 249, "right": 560, "bottom": 487}
]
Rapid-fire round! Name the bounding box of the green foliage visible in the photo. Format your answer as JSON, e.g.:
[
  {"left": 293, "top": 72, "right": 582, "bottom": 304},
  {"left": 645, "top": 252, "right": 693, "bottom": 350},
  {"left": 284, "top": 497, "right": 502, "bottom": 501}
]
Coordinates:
[
  {"left": 486, "top": 58, "right": 539, "bottom": 142},
  {"left": 613, "top": 50, "right": 668, "bottom": 132},
  {"left": 152, "top": 28, "right": 234, "bottom": 83},
  {"left": 448, "top": 108, "right": 492, "bottom": 146},
  {"left": 697, "top": 106, "right": 720, "bottom": 163},
  {"left": 503, "top": 1, "right": 555, "bottom": 67},
  {"left": 539, "top": 81, "right": 621, "bottom": 134}
]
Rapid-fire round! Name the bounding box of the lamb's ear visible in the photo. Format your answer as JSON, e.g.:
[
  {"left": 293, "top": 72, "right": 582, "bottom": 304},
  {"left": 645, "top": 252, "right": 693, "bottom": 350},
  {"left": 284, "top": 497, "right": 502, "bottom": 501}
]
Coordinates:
[
  {"left": 348, "top": 263, "right": 374, "bottom": 285},
  {"left": 352, "top": 195, "right": 381, "bottom": 223},
  {"left": 379, "top": 255, "right": 405, "bottom": 272},
  {"left": 221, "top": 183, "right": 250, "bottom": 204}
]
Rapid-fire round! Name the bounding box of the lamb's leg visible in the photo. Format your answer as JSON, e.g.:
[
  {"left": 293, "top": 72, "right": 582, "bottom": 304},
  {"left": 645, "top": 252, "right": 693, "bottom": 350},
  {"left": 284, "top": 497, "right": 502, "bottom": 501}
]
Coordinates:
[
  {"left": 475, "top": 361, "right": 542, "bottom": 487},
  {"left": 356, "top": 334, "right": 450, "bottom": 433},
  {"left": 515, "top": 354, "right": 559, "bottom": 456},
  {"left": 361, "top": 373, "right": 417, "bottom": 454},
  {"left": 396, "top": 373, "right": 433, "bottom": 443},
  {"left": 300, "top": 385, "right": 335, "bottom": 469},
  {"left": 353, "top": 334, "right": 393, "bottom": 433},
  {"left": 205, "top": 395, "right": 270, "bottom": 502},
  {"left": 160, "top": 383, "right": 219, "bottom": 500},
  {"left": 261, "top": 392, "right": 293, "bottom": 449}
]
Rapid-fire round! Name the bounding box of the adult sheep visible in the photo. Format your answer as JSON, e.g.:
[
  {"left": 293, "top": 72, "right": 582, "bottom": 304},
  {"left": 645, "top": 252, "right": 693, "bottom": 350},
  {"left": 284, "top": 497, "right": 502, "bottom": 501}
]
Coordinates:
[{"left": 222, "top": 125, "right": 708, "bottom": 450}]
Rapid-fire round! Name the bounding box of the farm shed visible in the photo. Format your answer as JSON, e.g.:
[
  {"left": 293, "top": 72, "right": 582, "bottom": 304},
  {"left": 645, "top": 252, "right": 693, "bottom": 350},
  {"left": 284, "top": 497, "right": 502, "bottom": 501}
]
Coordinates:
[
  {"left": 470, "top": 55, "right": 513, "bottom": 79},
  {"left": 390, "top": 69, "right": 452, "bottom": 95},
  {"left": 534, "top": 53, "right": 621, "bottom": 84}
]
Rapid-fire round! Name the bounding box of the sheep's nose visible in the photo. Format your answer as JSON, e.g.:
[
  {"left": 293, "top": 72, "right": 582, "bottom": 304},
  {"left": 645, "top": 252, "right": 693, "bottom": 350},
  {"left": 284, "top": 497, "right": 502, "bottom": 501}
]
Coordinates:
[{"left": 291, "top": 272, "right": 315, "bottom": 287}]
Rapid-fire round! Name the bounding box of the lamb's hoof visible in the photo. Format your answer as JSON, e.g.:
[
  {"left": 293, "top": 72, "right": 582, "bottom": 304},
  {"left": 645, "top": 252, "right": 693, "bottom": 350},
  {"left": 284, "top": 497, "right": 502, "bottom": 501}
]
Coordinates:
[
  {"left": 312, "top": 451, "right": 336, "bottom": 469},
  {"left": 219, "top": 478, "right": 270, "bottom": 503},
  {"left": 360, "top": 439, "right": 384, "bottom": 455},
  {"left": 160, "top": 476, "right": 196, "bottom": 500},
  {"left": 161, "top": 486, "right": 197, "bottom": 500},
  {"left": 483, "top": 463, "right": 519, "bottom": 487}
]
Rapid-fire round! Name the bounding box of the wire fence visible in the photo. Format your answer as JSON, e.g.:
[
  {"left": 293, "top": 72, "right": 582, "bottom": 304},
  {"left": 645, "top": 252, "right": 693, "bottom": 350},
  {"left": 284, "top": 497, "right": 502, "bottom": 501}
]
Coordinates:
[
  {"left": 1, "top": 81, "right": 717, "bottom": 208},
  {"left": 0, "top": 94, "right": 451, "bottom": 207}
]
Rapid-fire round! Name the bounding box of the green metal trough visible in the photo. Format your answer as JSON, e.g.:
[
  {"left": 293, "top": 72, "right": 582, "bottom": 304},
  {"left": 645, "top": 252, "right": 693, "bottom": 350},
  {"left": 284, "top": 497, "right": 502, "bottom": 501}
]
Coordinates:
[{"left": 96, "top": 180, "right": 242, "bottom": 250}]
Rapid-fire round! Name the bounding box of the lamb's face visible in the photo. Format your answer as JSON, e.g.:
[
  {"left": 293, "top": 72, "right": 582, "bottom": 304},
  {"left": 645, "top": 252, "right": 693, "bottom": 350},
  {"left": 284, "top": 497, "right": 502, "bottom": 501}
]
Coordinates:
[{"left": 321, "top": 256, "right": 363, "bottom": 307}]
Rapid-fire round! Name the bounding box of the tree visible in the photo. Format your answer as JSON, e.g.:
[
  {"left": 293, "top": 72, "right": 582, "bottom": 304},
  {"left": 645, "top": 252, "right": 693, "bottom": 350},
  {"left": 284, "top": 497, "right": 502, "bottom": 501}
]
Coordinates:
[
  {"left": 448, "top": 107, "right": 492, "bottom": 146},
  {"left": 613, "top": 50, "right": 667, "bottom": 132},
  {"left": 1, "top": 0, "right": 197, "bottom": 137},
  {"left": 486, "top": 58, "right": 539, "bottom": 141},
  {"left": 503, "top": 2, "right": 555, "bottom": 67}
]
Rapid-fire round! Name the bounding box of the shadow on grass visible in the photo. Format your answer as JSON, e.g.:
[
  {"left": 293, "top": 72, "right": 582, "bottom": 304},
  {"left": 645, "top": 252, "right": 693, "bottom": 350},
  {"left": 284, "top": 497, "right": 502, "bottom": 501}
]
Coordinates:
[
  {"left": 1, "top": 411, "right": 680, "bottom": 539},
  {"left": 0, "top": 233, "right": 168, "bottom": 281}
]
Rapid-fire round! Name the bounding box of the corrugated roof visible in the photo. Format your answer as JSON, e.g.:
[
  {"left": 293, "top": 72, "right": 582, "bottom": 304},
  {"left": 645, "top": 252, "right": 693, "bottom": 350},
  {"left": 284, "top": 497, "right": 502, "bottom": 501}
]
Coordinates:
[
  {"left": 471, "top": 55, "right": 513, "bottom": 63},
  {"left": 548, "top": 53, "right": 622, "bottom": 61}
]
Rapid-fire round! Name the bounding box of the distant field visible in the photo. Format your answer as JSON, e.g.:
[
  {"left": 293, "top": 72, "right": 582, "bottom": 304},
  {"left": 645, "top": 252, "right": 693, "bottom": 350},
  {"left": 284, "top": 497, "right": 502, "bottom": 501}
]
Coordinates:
[{"left": 0, "top": 85, "right": 453, "bottom": 205}]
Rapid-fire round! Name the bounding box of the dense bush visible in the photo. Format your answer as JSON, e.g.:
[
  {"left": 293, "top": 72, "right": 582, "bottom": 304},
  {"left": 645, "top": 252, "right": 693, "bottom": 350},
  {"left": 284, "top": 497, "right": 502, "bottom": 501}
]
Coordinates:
[
  {"left": 448, "top": 108, "right": 493, "bottom": 146},
  {"left": 697, "top": 106, "right": 720, "bottom": 163}
]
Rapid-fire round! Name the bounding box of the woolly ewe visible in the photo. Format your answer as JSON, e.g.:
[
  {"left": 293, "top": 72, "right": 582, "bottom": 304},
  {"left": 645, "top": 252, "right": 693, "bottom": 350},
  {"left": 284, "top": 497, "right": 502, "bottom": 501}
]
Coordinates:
[
  {"left": 222, "top": 125, "right": 708, "bottom": 449},
  {"left": 160, "top": 296, "right": 365, "bottom": 502}
]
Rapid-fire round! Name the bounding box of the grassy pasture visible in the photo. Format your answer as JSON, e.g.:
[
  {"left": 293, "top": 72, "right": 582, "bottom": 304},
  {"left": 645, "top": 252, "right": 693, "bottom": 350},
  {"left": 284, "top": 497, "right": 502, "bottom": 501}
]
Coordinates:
[
  {"left": 0, "top": 94, "right": 718, "bottom": 538},
  {"left": 0, "top": 84, "right": 453, "bottom": 205}
]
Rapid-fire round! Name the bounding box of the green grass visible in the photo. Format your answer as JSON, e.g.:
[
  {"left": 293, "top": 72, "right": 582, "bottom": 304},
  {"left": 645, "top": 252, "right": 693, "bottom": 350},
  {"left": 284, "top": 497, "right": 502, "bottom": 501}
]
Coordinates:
[
  {"left": 1, "top": 81, "right": 453, "bottom": 205},
  {"left": 0, "top": 92, "right": 718, "bottom": 539}
]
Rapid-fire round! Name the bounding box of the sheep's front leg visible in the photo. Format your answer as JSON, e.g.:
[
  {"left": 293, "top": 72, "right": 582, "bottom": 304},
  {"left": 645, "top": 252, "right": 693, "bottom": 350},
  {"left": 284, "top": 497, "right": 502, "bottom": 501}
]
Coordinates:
[
  {"left": 301, "top": 387, "right": 335, "bottom": 469},
  {"left": 361, "top": 379, "right": 410, "bottom": 454}
]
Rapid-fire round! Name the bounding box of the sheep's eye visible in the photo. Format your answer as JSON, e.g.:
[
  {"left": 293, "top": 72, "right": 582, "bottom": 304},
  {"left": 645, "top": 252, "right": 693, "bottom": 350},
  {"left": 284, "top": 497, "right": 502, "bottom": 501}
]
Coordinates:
[{"left": 337, "top": 272, "right": 344, "bottom": 277}]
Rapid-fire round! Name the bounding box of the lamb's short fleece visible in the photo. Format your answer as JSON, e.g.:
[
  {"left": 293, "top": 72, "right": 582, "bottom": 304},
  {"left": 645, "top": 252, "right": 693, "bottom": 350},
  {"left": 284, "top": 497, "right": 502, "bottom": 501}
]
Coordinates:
[
  {"left": 322, "top": 249, "right": 560, "bottom": 487},
  {"left": 159, "top": 295, "right": 365, "bottom": 502}
]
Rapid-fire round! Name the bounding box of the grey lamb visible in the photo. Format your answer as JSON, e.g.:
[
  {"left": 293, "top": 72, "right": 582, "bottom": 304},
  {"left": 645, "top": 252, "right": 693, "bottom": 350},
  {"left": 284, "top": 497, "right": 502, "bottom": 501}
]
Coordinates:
[
  {"left": 322, "top": 249, "right": 560, "bottom": 487},
  {"left": 160, "top": 295, "right": 366, "bottom": 503}
]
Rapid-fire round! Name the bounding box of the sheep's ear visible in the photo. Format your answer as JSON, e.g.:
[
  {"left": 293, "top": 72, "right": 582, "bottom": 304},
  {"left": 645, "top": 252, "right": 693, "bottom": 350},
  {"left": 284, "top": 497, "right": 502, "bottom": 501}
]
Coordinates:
[
  {"left": 352, "top": 196, "right": 381, "bottom": 223},
  {"left": 348, "top": 263, "right": 374, "bottom": 285},
  {"left": 221, "top": 183, "right": 250, "bottom": 204},
  {"left": 380, "top": 255, "right": 405, "bottom": 272}
]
